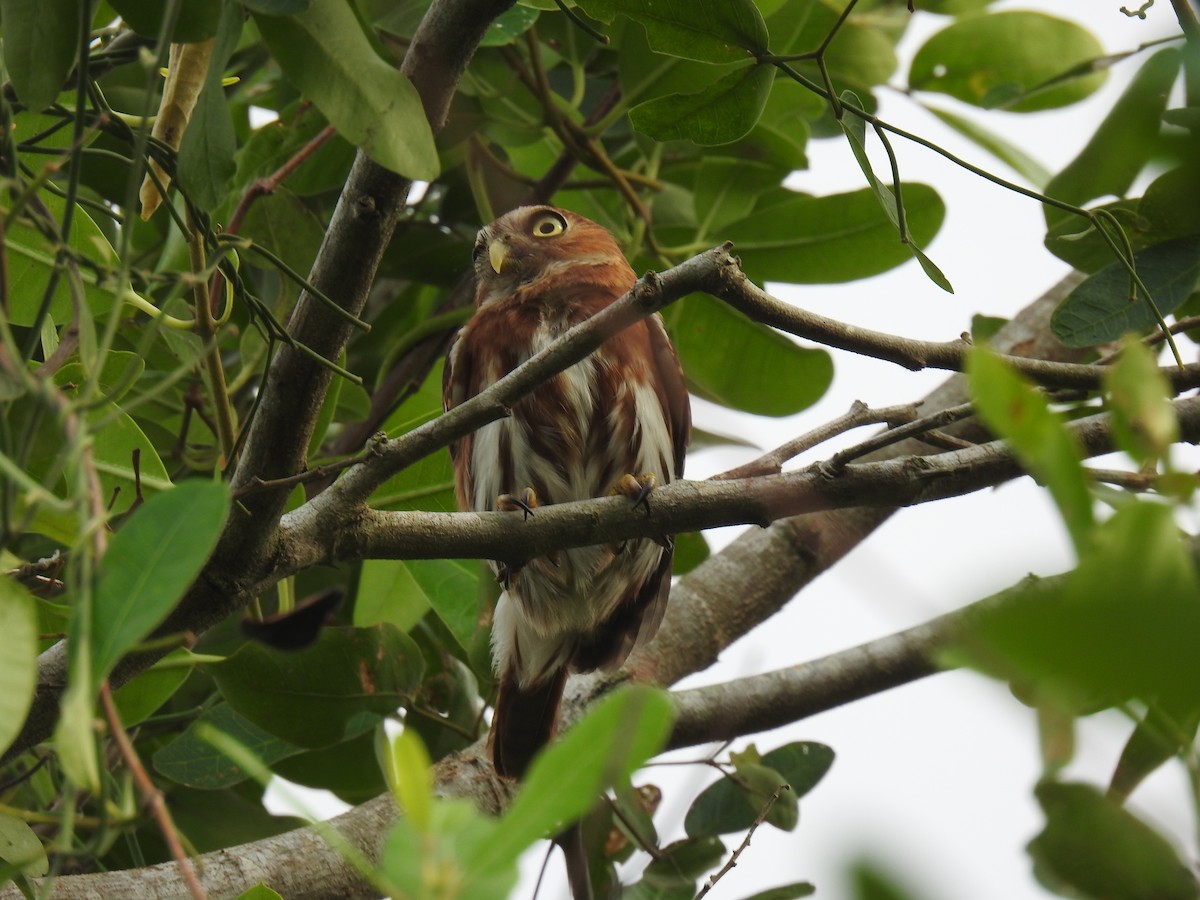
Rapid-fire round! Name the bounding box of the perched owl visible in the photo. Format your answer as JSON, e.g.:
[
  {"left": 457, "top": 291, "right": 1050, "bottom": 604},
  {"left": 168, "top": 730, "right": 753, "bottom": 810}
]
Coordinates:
[{"left": 443, "top": 206, "right": 690, "bottom": 778}]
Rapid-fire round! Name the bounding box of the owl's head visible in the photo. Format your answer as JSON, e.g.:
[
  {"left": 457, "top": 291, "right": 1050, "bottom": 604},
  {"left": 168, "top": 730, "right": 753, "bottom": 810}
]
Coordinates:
[{"left": 472, "top": 206, "right": 635, "bottom": 308}]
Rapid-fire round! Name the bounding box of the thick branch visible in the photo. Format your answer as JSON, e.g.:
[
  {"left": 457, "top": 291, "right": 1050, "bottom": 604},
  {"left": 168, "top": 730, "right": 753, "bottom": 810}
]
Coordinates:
[{"left": 277, "top": 393, "right": 1200, "bottom": 572}]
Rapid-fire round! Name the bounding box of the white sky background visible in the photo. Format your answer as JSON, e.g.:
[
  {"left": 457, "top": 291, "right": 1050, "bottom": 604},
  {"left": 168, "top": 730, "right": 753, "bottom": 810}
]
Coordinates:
[{"left": 269, "top": 3, "right": 1196, "bottom": 898}]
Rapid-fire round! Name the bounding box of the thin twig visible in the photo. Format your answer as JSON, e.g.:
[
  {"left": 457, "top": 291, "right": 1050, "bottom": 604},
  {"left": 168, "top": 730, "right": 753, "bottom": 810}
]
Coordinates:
[
  {"left": 715, "top": 401, "right": 920, "bottom": 480},
  {"left": 821, "top": 402, "right": 976, "bottom": 472},
  {"left": 231, "top": 442, "right": 385, "bottom": 499},
  {"left": 694, "top": 784, "right": 788, "bottom": 899},
  {"left": 99, "top": 683, "right": 206, "bottom": 900}
]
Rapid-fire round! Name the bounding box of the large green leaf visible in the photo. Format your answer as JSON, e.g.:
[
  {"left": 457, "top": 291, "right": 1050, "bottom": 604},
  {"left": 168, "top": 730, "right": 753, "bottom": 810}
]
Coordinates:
[
  {"left": 254, "top": 0, "right": 439, "bottom": 180},
  {"left": 684, "top": 742, "right": 832, "bottom": 838},
  {"left": 5, "top": 192, "right": 127, "bottom": 326},
  {"left": 0, "top": 0, "right": 78, "bottom": 112},
  {"left": 354, "top": 559, "right": 433, "bottom": 633},
  {"left": 177, "top": 0, "right": 242, "bottom": 211},
  {"left": 1046, "top": 163, "right": 1200, "bottom": 273},
  {"left": 0, "top": 579, "right": 38, "bottom": 758},
  {"left": 961, "top": 502, "right": 1200, "bottom": 714},
  {"left": 1044, "top": 49, "right": 1181, "bottom": 229},
  {"left": 629, "top": 64, "right": 774, "bottom": 145},
  {"left": 775, "top": 0, "right": 898, "bottom": 92},
  {"left": 1103, "top": 338, "right": 1178, "bottom": 465},
  {"left": 967, "top": 348, "right": 1093, "bottom": 553},
  {"left": 1050, "top": 236, "right": 1200, "bottom": 348},
  {"left": 108, "top": 0, "right": 222, "bottom": 41},
  {"left": 209, "top": 624, "right": 424, "bottom": 748},
  {"left": 666, "top": 293, "right": 832, "bottom": 416},
  {"left": 909, "top": 12, "right": 1106, "bottom": 112},
  {"left": 579, "top": 0, "right": 768, "bottom": 63},
  {"left": 112, "top": 649, "right": 194, "bottom": 727},
  {"left": 154, "top": 703, "right": 304, "bottom": 789},
  {"left": 0, "top": 813, "right": 48, "bottom": 877},
  {"left": 723, "top": 185, "right": 946, "bottom": 284},
  {"left": 91, "top": 480, "right": 230, "bottom": 684},
  {"left": 1030, "top": 782, "right": 1199, "bottom": 900}
]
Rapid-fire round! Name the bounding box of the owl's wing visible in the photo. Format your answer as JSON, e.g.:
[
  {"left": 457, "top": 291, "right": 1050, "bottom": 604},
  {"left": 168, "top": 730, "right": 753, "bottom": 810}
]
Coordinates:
[
  {"left": 646, "top": 312, "right": 691, "bottom": 478},
  {"left": 442, "top": 326, "right": 475, "bottom": 508}
]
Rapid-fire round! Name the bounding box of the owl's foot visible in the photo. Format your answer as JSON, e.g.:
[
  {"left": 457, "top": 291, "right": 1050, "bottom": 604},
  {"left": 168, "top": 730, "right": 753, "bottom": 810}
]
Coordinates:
[
  {"left": 611, "top": 473, "right": 657, "bottom": 515},
  {"left": 498, "top": 487, "right": 538, "bottom": 520},
  {"left": 497, "top": 562, "right": 519, "bottom": 590}
]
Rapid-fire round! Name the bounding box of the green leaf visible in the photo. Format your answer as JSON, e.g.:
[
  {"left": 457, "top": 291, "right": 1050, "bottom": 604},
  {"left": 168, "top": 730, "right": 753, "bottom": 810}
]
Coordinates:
[
  {"left": 760, "top": 741, "right": 835, "bottom": 798},
  {"left": 966, "top": 348, "right": 1093, "bottom": 553},
  {"left": 1110, "top": 704, "right": 1200, "bottom": 803},
  {"left": 354, "top": 559, "right": 432, "bottom": 632},
  {"left": 629, "top": 64, "right": 774, "bottom": 146},
  {"left": 254, "top": 0, "right": 439, "bottom": 180},
  {"left": 1104, "top": 338, "right": 1178, "bottom": 464},
  {"left": 672, "top": 531, "right": 709, "bottom": 575},
  {"left": 89, "top": 406, "right": 174, "bottom": 499},
  {"left": 154, "top": 703, "right": 304, "bottom": 789},
  {"left": 1030, "top": 782, "right": 1199, "bottom": 900},
  {"left": 358, "top": 559, "right": 483, "bottom": 654},
  {"left": 683, "top": 743, "right": 826, "bottom": 839},
  {"left": 177, "top": 0, "right": 243, "bottom": 211},
  {"left": 666, "top": 293, "right": 832, "bottom": 417},
  {"left": 1044, "top": 49, "right": 1181, "bottom": 229},
  {"left": 839, "top": 91, "right": 952, "bottom": 293},
  {"left": 108, "top": 0, "right": 222, "bottom": 41},
  {"left": 0, "top": 0, "right": 78, "bottom": 112},
  {"left": 852, "top": 863, "right": 921, "bottom": 900},
  {"left": 208, "top": 624, "right": 425, "bottom": 748},
  {"left": 478, "top": 687, "right": 675, "bottom": 870},
  {"left": 961, "top": 502, "right": 1200, "bottom": 713},
  {"left": 909, "top": 12, "right": 1106, "bottom": 112},
  {"left": 5, "top": 192, "right": 127, "bottom": 327},
  {"left": 111, "top": 648, "right": 194, "bottom": 727},
  {"left": 743, "top": 885, "right": 816, "bottom": 900},
  {"left": 380, "top": 725, "right": 433, "bottom": 830},
  {"left": 480, "top": 5, "right": 539, "bottom": 45},
  {"left": 923, "top": 104, "right": 1051, "bottom": 188},
  {"left": 234, "top": 884, "right": 286, "bottom": 900},
  {"left": 1048, "top": 162, "right": 1200, "bottom": 273},
  {"left": 642, "top": 837, "right": 726, "bottom": 890},
  {"left": 241, "top": 0, "right": 309, "bottom": 12},
  {"left": 91, "top": 481, "right": 230, "bottom": 684},
  {"left": 54, "top": 678, "right": 100, "bottom": 790},
  {"left": 383, "top": 799, "right": 518, "bottom": 900},
  {"left": 578, "top": 0, "right": 768, "bottom": 63},
  {"left": 724, "top": 185, "right": 945, "bottom": 284},
  {"left": 0, "top": 813, "right": 48, "bottom": 877},
  {"left": 1050, "top": 236, "right": 1200, "bottom": 348},
  {"left": 0, "top": 579, "right": 38, "bottom": 758}
]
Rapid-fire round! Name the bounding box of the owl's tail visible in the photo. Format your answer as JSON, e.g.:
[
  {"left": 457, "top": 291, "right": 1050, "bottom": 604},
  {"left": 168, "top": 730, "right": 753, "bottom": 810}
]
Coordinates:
[
  {"left": 491, "top": 665, "right": 594, "bottom": 900},
  {"left": 489, "top": 664, "right": 569, "bottom": 778}
]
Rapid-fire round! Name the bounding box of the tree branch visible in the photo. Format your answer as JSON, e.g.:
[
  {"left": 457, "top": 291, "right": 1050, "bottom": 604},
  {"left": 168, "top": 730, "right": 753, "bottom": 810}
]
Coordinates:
[{"left": 274, "top": 392, "right": 1200, "bottom": 573}]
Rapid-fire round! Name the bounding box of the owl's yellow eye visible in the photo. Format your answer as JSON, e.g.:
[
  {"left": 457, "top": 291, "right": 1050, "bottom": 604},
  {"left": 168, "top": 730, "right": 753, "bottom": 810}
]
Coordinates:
[{"left": 530, "top": 211, "right": 567, "bottom": 238}]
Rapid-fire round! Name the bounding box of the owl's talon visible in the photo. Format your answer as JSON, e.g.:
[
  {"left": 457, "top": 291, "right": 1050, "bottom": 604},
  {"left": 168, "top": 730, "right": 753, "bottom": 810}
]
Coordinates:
[
  {"left": 498, "top": 487, "right": 538, "bottom": 520},
  {"left": 497, "top": 563, "right": 520, "bottom": 589},
  {"left": 611, "top": 473, "right": 657, "bottom": 515}
]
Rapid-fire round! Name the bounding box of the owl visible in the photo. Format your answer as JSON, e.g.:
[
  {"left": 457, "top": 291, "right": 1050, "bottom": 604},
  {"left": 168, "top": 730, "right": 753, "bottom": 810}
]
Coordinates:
[{"left": 443, "top": 205, "right": 690, "bottom": 778}]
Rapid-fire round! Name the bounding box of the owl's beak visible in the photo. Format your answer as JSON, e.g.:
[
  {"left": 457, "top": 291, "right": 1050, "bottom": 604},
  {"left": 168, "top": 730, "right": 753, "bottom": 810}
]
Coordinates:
[{"left": 488, "top": 239, "right": 510, "bottom": 275}]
